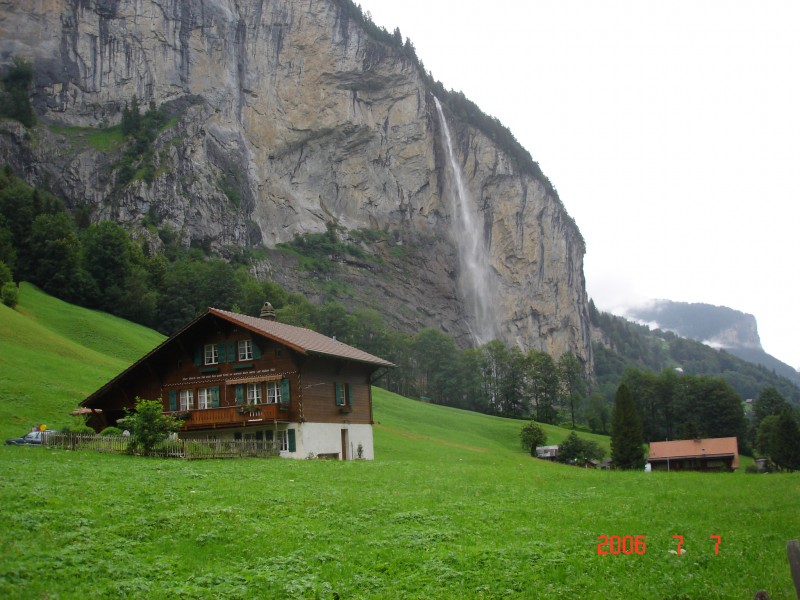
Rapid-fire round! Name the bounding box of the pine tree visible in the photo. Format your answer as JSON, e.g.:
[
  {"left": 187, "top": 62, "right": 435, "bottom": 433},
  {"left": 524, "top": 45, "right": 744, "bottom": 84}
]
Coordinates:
[{"left": 611, "top": 383, "right": 645, "bottom": 470}]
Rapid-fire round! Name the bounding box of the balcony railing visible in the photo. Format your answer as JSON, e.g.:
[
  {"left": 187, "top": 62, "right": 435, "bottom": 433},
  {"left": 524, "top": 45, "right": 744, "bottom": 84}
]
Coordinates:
[{"left": 169, "top": 403, "right": 290, "bottom": 429}]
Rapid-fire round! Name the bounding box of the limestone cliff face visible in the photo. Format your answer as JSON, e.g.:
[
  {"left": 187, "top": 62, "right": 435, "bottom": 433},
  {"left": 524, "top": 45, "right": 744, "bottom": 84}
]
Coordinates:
[{"left": 0, "top": 0, "right": 592, "bottom": 365}]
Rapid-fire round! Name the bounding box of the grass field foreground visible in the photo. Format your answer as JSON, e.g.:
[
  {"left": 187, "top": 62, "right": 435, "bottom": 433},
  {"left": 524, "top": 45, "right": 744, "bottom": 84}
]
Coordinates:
[{"left": 0, "top": 285, "right": 798, "bottom": 598}]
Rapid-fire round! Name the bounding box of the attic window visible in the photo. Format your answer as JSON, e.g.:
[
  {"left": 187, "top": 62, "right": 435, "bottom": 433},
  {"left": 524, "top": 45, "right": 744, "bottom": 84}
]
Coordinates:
[{"left": 204, "top": 344, "right": 219, "bottom": 365}]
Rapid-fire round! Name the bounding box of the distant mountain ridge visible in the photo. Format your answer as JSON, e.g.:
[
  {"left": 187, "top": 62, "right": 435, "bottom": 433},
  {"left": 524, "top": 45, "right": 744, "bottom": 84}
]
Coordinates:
[{"left": 625, "top": 300, "right": 800, "bottom": 386}]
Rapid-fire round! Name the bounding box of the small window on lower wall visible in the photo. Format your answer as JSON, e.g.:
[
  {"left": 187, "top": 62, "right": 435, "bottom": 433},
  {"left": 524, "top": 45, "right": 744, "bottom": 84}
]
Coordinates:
[
  {"left": 335, "top": 382, "right": 352, "bottom": 406},
  {"left": 278, "top": 429, "right": 296, "bottom": 452}
]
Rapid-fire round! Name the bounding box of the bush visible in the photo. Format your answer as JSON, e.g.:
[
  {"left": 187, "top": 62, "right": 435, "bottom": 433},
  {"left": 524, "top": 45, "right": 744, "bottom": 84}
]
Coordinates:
[
  {"left": 126, "top": 397, "right": 181, "bottom": 455},
  {"left": 60, "top": 420, "right": 96, "bottom": 435},
  {"left": 1, "top": 281, "right": 17, "bottom": 307},
  {"left": 99, "top": 426, "right": 124, "bottom": 437}
]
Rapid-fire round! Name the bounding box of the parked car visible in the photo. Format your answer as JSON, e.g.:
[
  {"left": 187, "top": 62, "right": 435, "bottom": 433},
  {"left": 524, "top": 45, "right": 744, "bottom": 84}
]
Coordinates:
[{"left": 4, "top": 430, "right": 57, "bottom": 445}]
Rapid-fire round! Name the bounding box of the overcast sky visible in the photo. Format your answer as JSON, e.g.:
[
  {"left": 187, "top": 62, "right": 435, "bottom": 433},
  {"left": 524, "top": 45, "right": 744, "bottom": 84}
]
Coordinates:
[{"left": 363, "top": 0, "right": 800, "bottom": 370}]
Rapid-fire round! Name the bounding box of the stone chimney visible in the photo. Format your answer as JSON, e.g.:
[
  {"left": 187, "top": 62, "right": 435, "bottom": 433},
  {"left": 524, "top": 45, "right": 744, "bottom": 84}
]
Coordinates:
[{"left": 259, "top": 302, "right": 276, "bottom": 321}]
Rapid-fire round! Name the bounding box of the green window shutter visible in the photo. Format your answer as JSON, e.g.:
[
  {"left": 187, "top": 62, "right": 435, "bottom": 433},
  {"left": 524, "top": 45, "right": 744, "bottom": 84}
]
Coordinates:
[
  {"left": 335, "top": 382, "right": 344, "bottom": 406},
  {"left": 211, "top": 386, "right": 220, "bottom": 408},
  {"left": 235, "top": 384, "right": 244, "bottom": 404},
  {"left": 347, "top": 383, "right": 353, "bottom": 406},
  {"left": 168, "top": 390, "right": 177, "bottom": 412},
  {"left": 287, "top": 429, "right": 296, "bottom": 452},
  {"left": 252, "top": 341, "right": 262, "bottom": 360},
  {"left": 217, "top": 343, "right": 226, "bottom": 363},
  {"left": 280, "top": 378, "right": 291, "bottom": 404},
  {"left": 228, "top": 341, "right": 236, "bottom": 362},
  {"left": 194, "top": 347, "right": 202, "bottom": 366}
]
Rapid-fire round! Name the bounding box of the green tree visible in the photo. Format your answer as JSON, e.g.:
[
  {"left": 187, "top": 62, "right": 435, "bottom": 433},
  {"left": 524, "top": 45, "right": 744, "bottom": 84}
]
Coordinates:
[
  {"left": 611, "top": 383, "right": 645, "bottom": 470},
  {"left": 558, "top": 352, "right": 586, "bottom": 429},
  {"left": 587, "top": 392, "right": 610, "bottom": 434},
  {"left": 0, "top": 215, "right": 16, "bottom": 272},
  {"left": 753, "top": 387, "right": 790, "bottom": 426},
  {"left": 0, "top": 57, "right": 35, "bottom": 127},
  {"left": 755, "top": 414, "right": 780, "bottom": 458},
  {"left": 520, "top": 421, "right": 547, "bottom": 456},
  {"left": 771, "top": 411, "right": 800, "bottom": 472},
  {"left": 558, "top": 431, "right": 605, "bottom": 464},
  {"left": 124, "top": 397, "right": 181, "bottom": 455},
  {"left": 27, "top": 213, "right": 83, "bottom": 299},
  {"left": 81, "top": 221, "right": 135, "bottom": 308},
  {"left": 527, "top": 350, "right": 559, "bottom": 423},
  {"left": 0, "top": 259, "right": 11, "bottom": 288}
]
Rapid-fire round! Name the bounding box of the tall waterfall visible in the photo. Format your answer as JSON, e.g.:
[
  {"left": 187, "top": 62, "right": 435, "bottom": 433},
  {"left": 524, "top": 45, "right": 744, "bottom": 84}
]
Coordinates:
[{"left": 434, "top": 97, "right": 498, "bottom": 345}]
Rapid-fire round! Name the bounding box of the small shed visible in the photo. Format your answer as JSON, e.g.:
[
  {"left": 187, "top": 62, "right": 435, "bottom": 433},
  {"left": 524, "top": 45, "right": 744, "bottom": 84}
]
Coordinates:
[{"left": 535, "top": 445, "right": 559, "bottom": 461}]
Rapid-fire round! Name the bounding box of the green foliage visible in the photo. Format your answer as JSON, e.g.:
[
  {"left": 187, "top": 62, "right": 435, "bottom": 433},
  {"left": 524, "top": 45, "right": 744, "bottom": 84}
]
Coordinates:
[
  {"left": 558, "top": 352, "right": 586, "bottom": 428},
  {"left": 0, "top": 57, "right": 34, "bottom": 127},
  {"left": 99, "top": 426, "right": 124, "bottom": 437},
  {"left": 619, "top": 368, "right": 747, "bottom": 445},
  {"left": 125, "top": 397, "right": 181, "bottom": 455},
  {"left": 557, "top": 431, "right": 605, "bottom": 464},
  {"left": 520, "top": 420, "right": 547, "bottom": 455},
  {"left": 756, "top": 415, "right": 780, "bottom": 457},
  {"left": 586, "top": 392, "right": 611, "bottom": 434},
  {"left": 59, "top": 419, "right": 96, "bottom": 435},
  {"left": 771, "top": 411, "right": 800, "bottom": 471},
  {"left": 611, "top": 384, "right": 645, "bottom": 470},
  {"left": 278, "top": 223, "right": 372, "bottom": 273},
  {"left": 753, "top": 387, "right": 790, "bottom": 426},
  {"left": 592, "top": 308, "right": 800, "bottom": 407},
  {"left": 1, "top": 281, "right": 18, "bottom": 308},
  {"left": 115, "top": 97, "right": 171, "bottom": 187},
  {"left": 0, "top": 260, "right": 11, "bottom": 287}
]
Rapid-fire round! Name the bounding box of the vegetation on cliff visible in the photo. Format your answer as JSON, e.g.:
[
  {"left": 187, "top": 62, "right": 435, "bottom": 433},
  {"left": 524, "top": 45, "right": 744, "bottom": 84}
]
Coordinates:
[{"left": 0, "top": 57, "right": 34, "bottom": 128}]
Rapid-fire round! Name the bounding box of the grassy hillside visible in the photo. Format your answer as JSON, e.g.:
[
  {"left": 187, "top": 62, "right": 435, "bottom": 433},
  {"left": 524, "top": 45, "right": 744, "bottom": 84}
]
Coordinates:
[
  {"left": 0, "top": 283, "right": 165, "bottom": 437},
  {"left": 0, "top": 287, "right": 798, "bottom": 598}
]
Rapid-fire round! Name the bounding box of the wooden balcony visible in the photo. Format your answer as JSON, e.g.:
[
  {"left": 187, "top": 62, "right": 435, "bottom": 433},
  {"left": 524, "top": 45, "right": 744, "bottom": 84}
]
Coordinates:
[{"left": 168, "top": 403, "right": 291, "bottom": 430}]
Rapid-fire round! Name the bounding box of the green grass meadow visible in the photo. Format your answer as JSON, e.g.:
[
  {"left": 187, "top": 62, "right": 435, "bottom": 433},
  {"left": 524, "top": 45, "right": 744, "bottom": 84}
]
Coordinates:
[{"left": 1, "top": 285, "right": 798, "bottom": 598}]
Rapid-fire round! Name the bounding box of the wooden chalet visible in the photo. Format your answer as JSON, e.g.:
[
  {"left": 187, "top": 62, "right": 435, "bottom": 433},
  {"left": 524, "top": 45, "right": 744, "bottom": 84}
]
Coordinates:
[
  {"left": 80, "top": 303, "right": 393, "bottom": 460},
  {"left": 647, "top": 437, "right": 739, "bottom": 472}
]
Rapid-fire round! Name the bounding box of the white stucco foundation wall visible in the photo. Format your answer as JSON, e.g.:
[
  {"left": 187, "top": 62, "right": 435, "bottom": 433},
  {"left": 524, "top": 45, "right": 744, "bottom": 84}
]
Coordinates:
[{"left": 290, "top": 423, "right": 374, "bottom": 460}]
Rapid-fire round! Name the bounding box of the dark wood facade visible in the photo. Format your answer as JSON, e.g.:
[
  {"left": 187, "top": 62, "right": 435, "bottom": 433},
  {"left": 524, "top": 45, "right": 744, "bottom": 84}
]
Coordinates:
[{"left": 81, "top": 309, "right": 391, "bottom": 444}]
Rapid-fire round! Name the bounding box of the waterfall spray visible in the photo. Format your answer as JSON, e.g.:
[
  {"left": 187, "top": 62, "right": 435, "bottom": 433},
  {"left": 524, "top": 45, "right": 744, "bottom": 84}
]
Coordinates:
[{"left": 434, "top": 97, "right": 497, "bottom": 345}]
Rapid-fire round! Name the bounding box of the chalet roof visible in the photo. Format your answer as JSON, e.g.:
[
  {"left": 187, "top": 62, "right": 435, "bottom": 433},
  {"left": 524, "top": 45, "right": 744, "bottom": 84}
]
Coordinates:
[
  {"left": 648, "top": 437, "right": 739, "bottom": 468},
  {"left": 207, "top": 308, "right": 394, "bottom": 368},
  {"left": 81, "top": 307, "right": 393, "bottom": 408}
]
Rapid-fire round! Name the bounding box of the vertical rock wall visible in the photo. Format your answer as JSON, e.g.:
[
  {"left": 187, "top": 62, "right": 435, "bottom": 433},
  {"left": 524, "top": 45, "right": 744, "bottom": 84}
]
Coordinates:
[{"left": 0, "top": 0, "right": 592, "bottom": 366}]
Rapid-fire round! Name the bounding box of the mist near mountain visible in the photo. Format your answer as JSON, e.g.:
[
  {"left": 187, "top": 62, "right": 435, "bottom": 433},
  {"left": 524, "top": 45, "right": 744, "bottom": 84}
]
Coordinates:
[{"left": 626, "top": 300, "right": 799, "bottom": 384}]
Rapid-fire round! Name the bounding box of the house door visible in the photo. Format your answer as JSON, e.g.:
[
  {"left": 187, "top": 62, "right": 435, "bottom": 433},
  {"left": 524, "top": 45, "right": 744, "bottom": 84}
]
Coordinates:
[{"left": 341, "top": 429, "right": 349, "bottom": 461}]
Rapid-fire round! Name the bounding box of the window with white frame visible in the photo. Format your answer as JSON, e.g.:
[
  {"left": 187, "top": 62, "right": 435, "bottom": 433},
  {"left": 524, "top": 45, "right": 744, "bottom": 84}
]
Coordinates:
[
  {"left": 247, "top": 383, "right": 262, "bottom": 404},
  {"left": 266, "top": 381, "right": 281, "bottom": 404},
  {"left": 198, "top": 388, "right": 211, "bottom": 410},
  {"left": 204, "top": 344, "right": 218, "bottom": 365},
  {"left": 278, "top": 430, "right": 288, "bottom": 452},
  {"left": 238, "top": 339, "right": 253, "bottom": 361},
  {"left": 179, "top": 389, "right": 193, "bottom": 411}
]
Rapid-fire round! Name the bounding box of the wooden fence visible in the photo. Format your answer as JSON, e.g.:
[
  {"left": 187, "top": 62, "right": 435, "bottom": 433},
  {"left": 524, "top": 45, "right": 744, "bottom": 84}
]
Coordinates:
[{"left": 44, "top": 434, "right": 279, "bottom": 459}]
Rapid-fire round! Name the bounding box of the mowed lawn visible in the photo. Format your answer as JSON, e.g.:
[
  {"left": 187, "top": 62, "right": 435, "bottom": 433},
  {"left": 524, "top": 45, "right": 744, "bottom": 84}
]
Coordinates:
[{"left": 1, "top": 286, "right": 799, "bottom": 599}]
